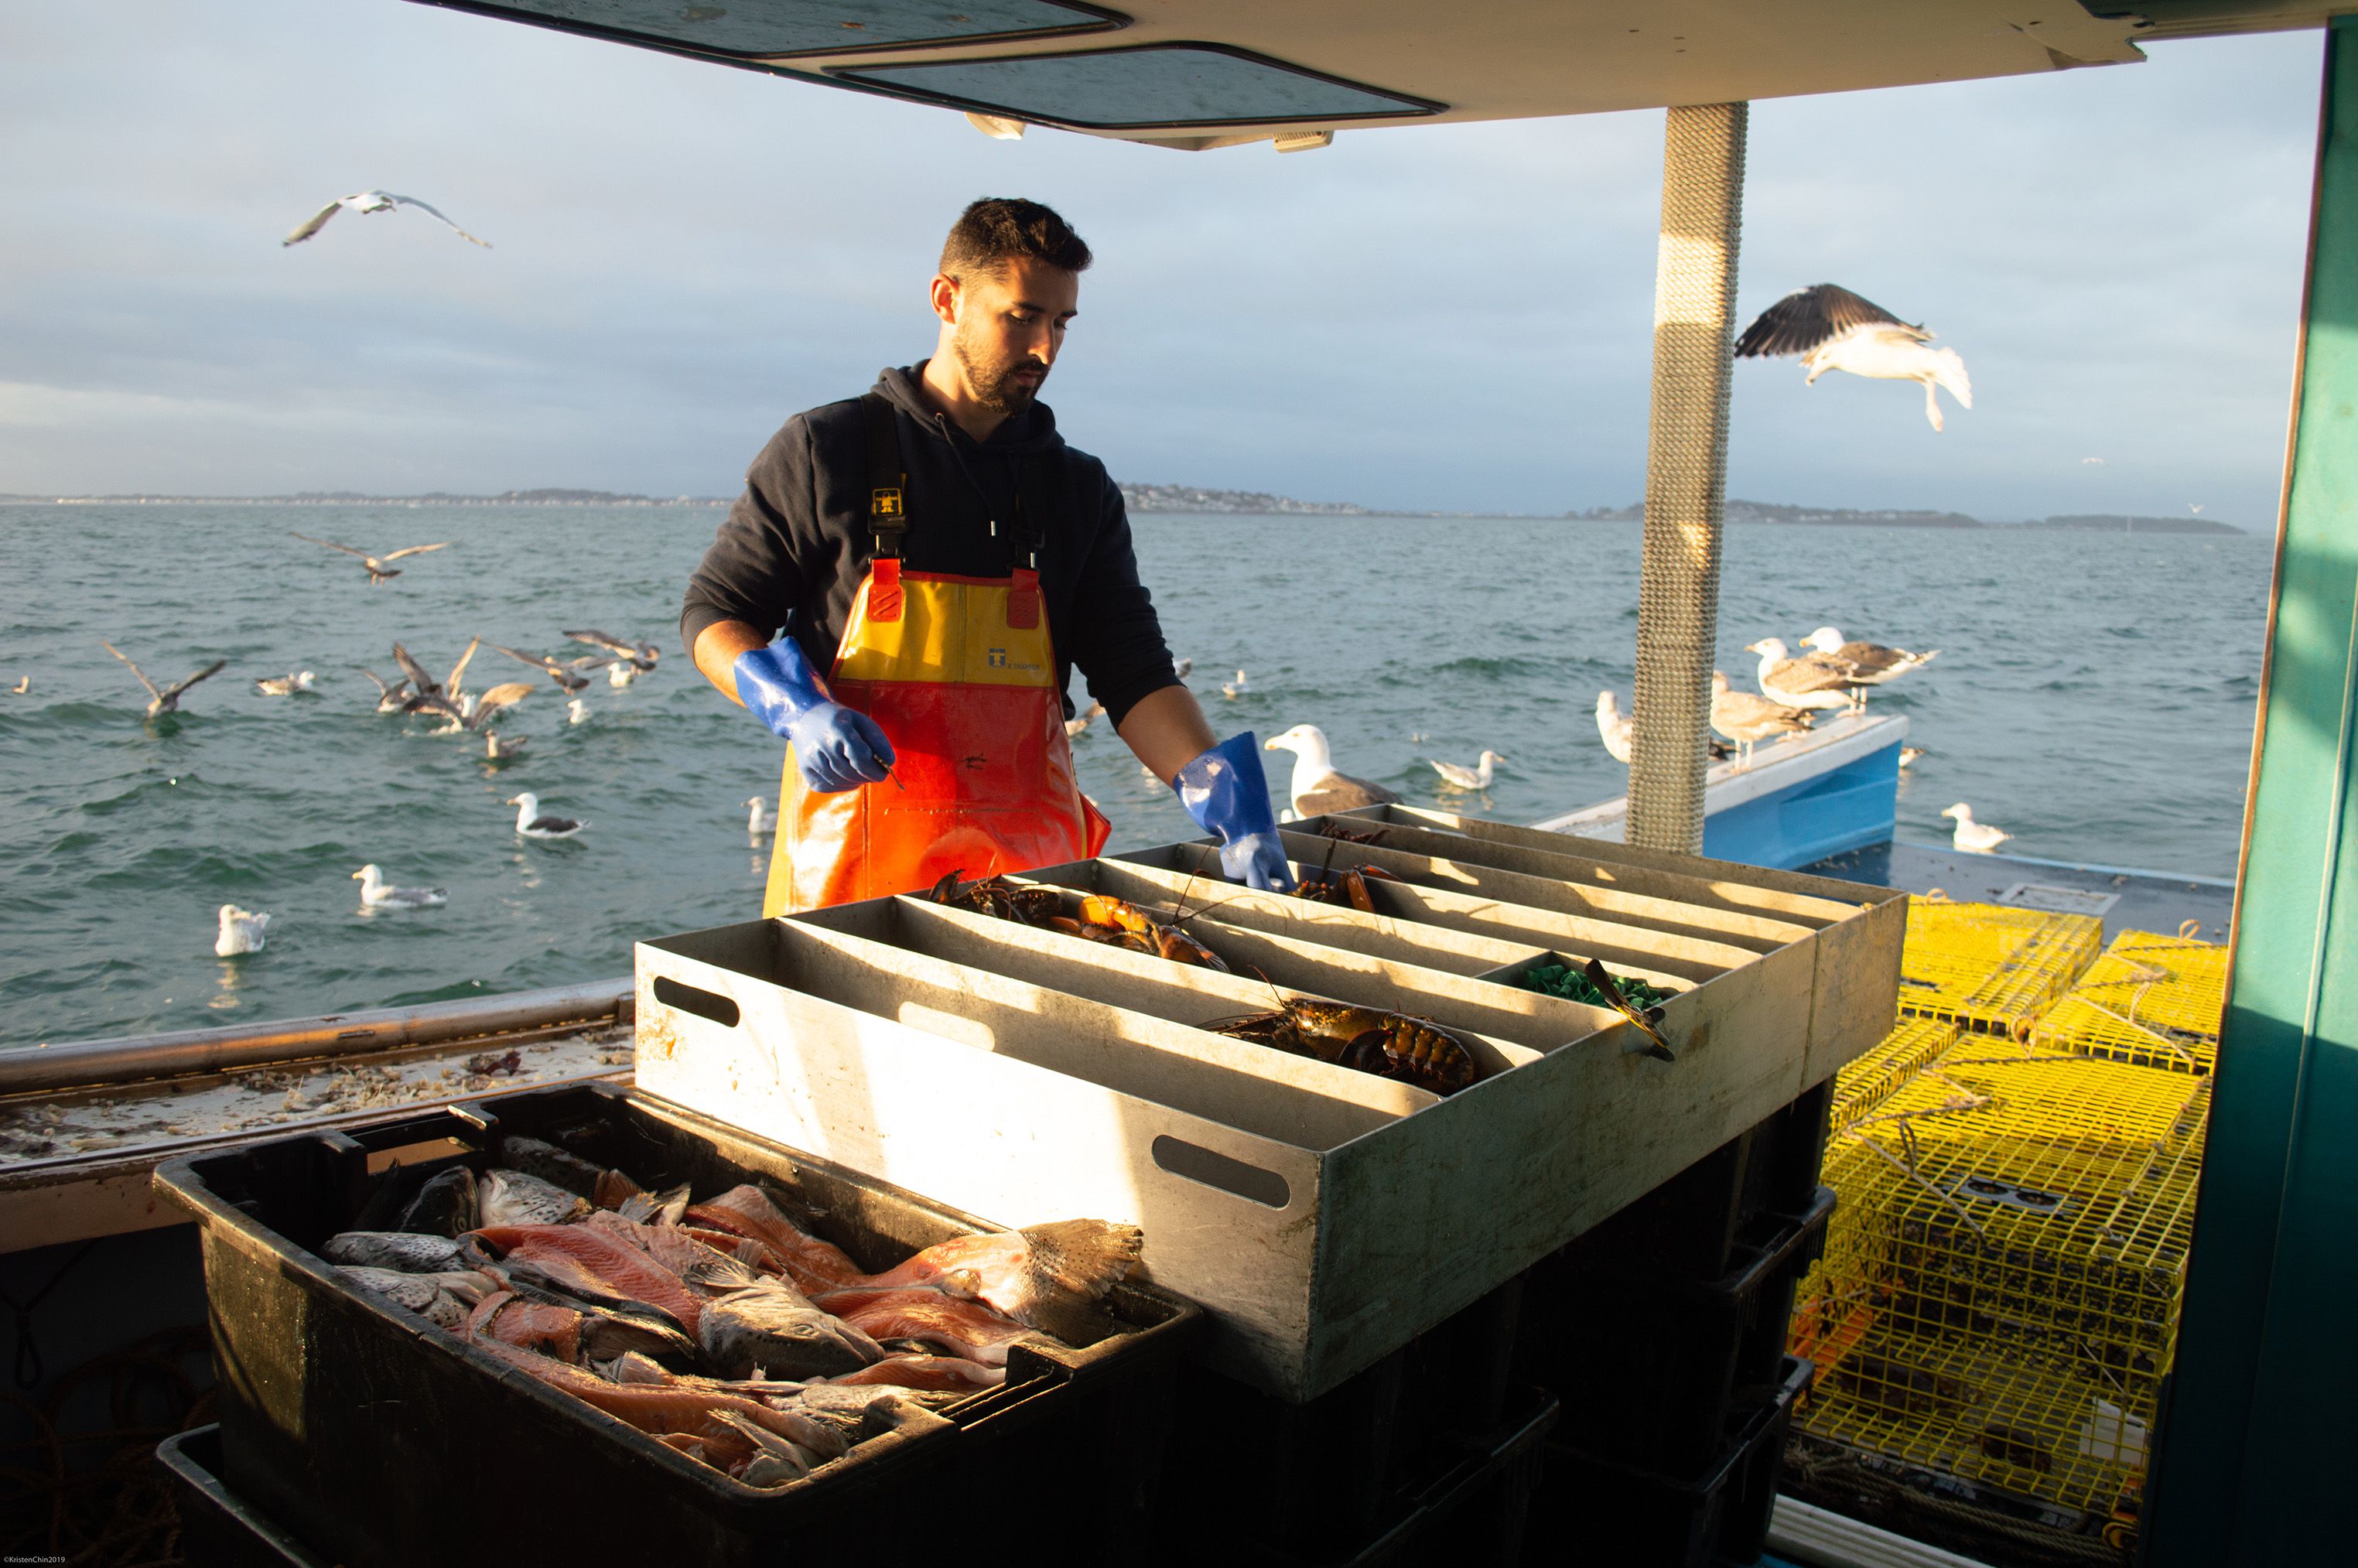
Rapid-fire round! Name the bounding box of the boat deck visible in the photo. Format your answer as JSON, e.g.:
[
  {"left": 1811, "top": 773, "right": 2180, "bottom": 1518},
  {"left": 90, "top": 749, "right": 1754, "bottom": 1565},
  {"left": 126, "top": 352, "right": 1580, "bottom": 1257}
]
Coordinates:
[{"left": 1801, "top": 839, "right": 2235, "bottom": 943}]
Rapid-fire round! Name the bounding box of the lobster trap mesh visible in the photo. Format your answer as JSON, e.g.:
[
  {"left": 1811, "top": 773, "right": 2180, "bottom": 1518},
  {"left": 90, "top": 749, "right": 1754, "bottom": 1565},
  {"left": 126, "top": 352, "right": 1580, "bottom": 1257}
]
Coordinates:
[
  {"left": 1830, "top": 1016, "right": 1961, "bottom": 1132},
  {"left": 1789, "top": 1046, "right": 2209, "bottom": 1525},
  {"left": 2028, "top": 930, "right": 2229, "bottom": 1075},
  {"left": 1897, "top": 900, "right": 2104, "bottom": 1038}
]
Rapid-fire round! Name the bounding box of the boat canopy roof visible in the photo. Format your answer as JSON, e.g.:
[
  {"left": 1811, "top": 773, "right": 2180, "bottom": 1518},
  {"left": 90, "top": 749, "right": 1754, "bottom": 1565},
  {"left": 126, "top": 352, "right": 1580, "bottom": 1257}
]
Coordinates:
[{"left": 408, "top": 1, "right": 2336, "bottom": 148}]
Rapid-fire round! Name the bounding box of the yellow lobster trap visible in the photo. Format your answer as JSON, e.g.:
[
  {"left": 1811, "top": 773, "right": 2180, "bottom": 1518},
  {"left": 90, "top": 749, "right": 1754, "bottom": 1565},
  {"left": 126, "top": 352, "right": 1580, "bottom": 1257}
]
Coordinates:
[
  {"left": 2028, "top": 927, "right": 2230, "bottom": 1074},
  {"left": 1789, "top": 1044, "right": 2209, "bottom": 1525},
  {"left": 1897, "top": 899, "right": 2104, "bottom": 1039}
]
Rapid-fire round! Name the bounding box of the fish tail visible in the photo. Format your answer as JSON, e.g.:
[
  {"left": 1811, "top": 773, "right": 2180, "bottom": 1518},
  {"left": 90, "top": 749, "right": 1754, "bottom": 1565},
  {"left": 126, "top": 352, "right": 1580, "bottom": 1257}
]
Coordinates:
[{"left": 1013, "top": 1220, "right": 1144, "bottom": 1344}]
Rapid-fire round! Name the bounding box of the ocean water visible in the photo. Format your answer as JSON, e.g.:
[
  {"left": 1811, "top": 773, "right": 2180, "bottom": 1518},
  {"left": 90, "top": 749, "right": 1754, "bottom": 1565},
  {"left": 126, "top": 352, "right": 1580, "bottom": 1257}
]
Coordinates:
[{"left": 0, "top": 504, "right": 2269, "bottom": 1048}]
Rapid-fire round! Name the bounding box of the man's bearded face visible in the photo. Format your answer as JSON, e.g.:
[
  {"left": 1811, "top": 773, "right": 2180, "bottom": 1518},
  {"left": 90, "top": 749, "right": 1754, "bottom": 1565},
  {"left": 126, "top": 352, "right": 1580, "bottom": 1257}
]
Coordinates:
[{"left": 945, "top": 258, "right": 1078, "bottom": 415}]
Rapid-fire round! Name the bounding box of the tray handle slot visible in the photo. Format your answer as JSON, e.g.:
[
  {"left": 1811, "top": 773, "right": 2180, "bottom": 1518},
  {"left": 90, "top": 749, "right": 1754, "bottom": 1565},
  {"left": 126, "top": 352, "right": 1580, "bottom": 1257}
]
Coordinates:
[
  {"left": 652, "top": 975, "right": 740, "bottom": 1028},
  {"left": 1151, "top": 1135, "right": 1293, "bottom": 1209}
]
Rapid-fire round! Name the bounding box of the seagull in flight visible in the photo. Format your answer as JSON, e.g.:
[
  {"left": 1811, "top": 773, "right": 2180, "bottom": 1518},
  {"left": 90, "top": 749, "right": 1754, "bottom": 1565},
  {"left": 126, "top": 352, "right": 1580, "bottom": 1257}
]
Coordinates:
[
  {"left": 392, "top": 639, "right": 480, "bottom": 714},
  {"left": 562, "top": 630, "right": 659, "bottom": 671},
  {"left": 102, "top": 641, "right": 227, "bottom": 718},
  {"left": 358, "top": 668, "right": 413, "bottom": 714},
  {"left": 292, "top": 532, "right": 453, "bottom": 586},
  {"left": 283, "top": 190, "right": 491, "bottom": 248},
  {"left": 489, "top": 643, "right": 594, "bottom": 695},
  {"left": 1735, "top": 284, "right": 1972, "bottom": 432}
]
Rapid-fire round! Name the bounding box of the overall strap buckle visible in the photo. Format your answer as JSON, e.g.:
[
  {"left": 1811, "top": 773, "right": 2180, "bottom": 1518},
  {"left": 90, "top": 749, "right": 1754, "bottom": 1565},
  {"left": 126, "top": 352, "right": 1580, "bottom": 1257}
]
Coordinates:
[{"left": 860, "top": 391, "right": 907, "bottom": 559}]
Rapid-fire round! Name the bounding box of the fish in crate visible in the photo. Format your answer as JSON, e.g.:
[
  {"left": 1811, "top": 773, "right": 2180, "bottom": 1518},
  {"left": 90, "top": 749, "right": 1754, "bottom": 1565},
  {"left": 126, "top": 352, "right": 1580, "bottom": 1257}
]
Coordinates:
[{"left": 320, "top": 1136, "right": 1143, "bottom": 1488}]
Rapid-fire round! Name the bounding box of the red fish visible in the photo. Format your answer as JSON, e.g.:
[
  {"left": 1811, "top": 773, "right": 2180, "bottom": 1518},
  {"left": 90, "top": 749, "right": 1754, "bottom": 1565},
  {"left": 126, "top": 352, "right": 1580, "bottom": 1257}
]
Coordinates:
[
  {"left": 473, "top": 1293, "right": 583, "bottom": 1362},
  {"left": 858, "top": 1219, "right": 1141, "bottom": 1343},
  {"left": 813, "top": 1286, "right": 1039, "bottom": 1366},
  {"left": 824, "top": 1354, "right": 1006, "bottom": 1392},
  {"left": 685, "top": 1186, "right": 865, "bottom": 1293},
  {"left": 470, "top": 1223, "right": 705, "bottom": 1334}
]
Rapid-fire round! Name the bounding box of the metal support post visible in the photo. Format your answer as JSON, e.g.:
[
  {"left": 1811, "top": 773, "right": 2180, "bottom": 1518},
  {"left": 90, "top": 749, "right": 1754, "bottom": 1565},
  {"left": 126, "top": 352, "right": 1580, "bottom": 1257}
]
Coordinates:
[{"left": 1628, "top": 101, "right": 1746, "bottom": 854}]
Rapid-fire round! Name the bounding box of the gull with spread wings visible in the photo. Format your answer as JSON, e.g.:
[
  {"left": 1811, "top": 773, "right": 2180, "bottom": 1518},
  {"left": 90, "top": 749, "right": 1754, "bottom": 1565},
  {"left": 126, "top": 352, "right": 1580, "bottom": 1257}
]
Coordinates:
[
  {"left": 1735, "top": 284, "right": 1972, "bottom": 432},
  {"left": 283, "top": 190, "right": 491, "bottom": 249},
  {"left": 292, "top": 532, "right": 453, "bottom": 586},
  {"left": 488, "top": 642, "right": 596, "bottom": 695},
  {"left": 562, "top": 630, "right": 660, "bottom": 671},
  {"left": 102, "top": 642, "right": 227, "bottom": 719}
]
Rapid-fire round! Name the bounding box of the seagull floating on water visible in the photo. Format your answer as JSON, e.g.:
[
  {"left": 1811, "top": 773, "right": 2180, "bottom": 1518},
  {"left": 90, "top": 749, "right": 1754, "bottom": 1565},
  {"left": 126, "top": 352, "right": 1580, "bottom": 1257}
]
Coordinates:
[
  {"left": 1171, "top": 657, "right": 1194, "bottom": 682},
  {"left": 1899, "top": 746, "right": 1926, "bottom": 769},
  {"left": 214, "top": 904, "right": 271, "bottom": 957},
  {"left": 1222, "top": 671, "right": 1250, "bottom": 699},
  {"left": 1596, "top": 691, "right": 1634, "bottom": 764},
  {"left": 507, "top": 792, "right": 586, "bottom": 839},
  {"left": 1735, "top": 284, "right": 1973, "bottom": 432},
  {"left": 353, "top": 864, "right": 448, "bottom": 907},
  {"left": 1943, "top": 802, "right": 2011, "bottom": 853},
  {"left": 1266, "top": 724, "right": 1399, "bottom": 818},
  {"left": 1799, "top": 627, "right": 1939, "bottom": 687},
  {"left": 1430, "top": 750, "right": 1505, "bottom": 791},
  {"left": 605, "top": 662, "right": 638, "bottom": 688},
  {"left": 13, "top": 676, "right": 31, "bottom": 695},
  {"left": 1064, "top": 699, "right": 1104, "bottom": 740},
  {"left": 1710, "top": 672, "right": 1813, "bottom": 770},
  {"left": 484, "top": 731, "right": 528, "bottom": 762},
  {"left": 283, "top": 190, "right": 491, "bottom": 248},
  {"left": 292, "top": 532, "right": 452, "bottom": 586},
  {"left": 562, "top": 630, "right": 659, "bottom": 671},
  {"left": 747, "top": 796, "right": 779, "bottom": 836},
  {"left": 256, "top": 671, "right": 316, "bottom": 696},
  {"left": 566, "top": 698, "right": 590, "bottom": 726},
  {"left": 1748, "top": 638, "right": 1866, "bottom": 714},
  {"left": 102, "top": 641, "right": 226, "bottom": 718},
  {"left": 359, "top": 668, "right": 413, "bottom": 714}
]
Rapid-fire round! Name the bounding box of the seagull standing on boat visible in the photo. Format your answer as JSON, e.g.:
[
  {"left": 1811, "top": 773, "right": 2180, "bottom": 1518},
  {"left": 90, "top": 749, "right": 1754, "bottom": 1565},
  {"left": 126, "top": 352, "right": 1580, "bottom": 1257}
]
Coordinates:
[
  {"left": 747, "top": 796, "right": 779, "bottom": 837},
  {"left": 1596, "top": 691, "right": 1634, "bottom": 765},
  {"left": 214, "top": 904, "right": 271, "bottom": 956},
  {"left": 1943, "top": 803, "right": 2012, "bottom": 853},
  {"left": 1799, "top": 627, "right": 1939, "bottom": 688},
  {"left": 1710, "top": 672, "right": 1813, "bottom": 770},
  {"left": 1266, "top": 724, "right": 1399, "bottom": 817},
  {"left": 1430, "top": 750, "right": 1505, "bottom": 791},
  {"left": 292, "top": 533, "right": 453, "bottom": 586},
  {"left": 283, "top": 190, "right": 491, "bottom": 248},
  {"left": 1748, "top": 638, "right": 1868, "bottom": 713},
  {"left": 352, "top": 865, "right": 448, "bottom": 907},
  {"left": 507, "top": 792, "right": 586, "bottom": 839},
  {"left": 256, "top": 671, "right": 316, "bottom": 696},
  {"left": 1735, "top": 284, "right": 1973, "bottom": 432},
  {"left": 102, "top": 642, "right": 227, "bottom": 718}
]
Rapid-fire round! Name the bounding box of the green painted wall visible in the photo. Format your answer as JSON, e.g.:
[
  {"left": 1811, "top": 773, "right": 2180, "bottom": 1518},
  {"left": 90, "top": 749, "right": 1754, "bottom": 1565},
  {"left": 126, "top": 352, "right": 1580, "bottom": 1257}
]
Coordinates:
[{"left": 2145, "top": 19, "right": 2358, "bottom": 1567}]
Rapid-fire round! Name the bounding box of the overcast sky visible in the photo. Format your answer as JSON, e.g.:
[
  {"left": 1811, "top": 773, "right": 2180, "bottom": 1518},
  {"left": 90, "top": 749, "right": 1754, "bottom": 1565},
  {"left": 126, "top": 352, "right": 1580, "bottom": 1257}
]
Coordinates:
[{"left": 0, "top": 3, "right": 2327, "bottom": 524}]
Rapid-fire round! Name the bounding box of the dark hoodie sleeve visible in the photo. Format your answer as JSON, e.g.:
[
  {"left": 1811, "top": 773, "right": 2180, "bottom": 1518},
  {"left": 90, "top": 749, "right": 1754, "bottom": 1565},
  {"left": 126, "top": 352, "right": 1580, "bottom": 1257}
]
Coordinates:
[
  {"left": 680, "top": 419, "right": 820, "bottom": 658},
  {"left": 1062, "top": 466, "right": 1180, "bottom": 728}
]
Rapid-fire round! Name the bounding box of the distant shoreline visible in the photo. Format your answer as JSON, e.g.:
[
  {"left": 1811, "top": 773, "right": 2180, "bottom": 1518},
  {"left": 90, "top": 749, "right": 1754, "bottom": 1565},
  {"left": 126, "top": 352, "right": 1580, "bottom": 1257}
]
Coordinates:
[{"left": 0, "top": 490, "right": 2254, "bottom": 535}]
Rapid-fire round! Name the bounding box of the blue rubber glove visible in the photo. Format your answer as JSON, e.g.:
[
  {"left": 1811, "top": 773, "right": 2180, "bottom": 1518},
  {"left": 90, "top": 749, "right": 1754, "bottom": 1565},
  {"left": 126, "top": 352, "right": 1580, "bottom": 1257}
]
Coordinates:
[
  {"left": 733, "top": 640, "right": 894, "bottom": 794},
  {"left": 1173, "top": 732, "right": 1295, "bottom": 892}
]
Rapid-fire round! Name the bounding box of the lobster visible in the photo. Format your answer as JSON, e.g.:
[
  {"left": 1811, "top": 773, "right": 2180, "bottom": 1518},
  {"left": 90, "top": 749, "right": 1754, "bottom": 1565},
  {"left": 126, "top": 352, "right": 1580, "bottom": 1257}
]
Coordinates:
[{"left": 1208, "top": 996, "right": 1480, "bottom": 1095}]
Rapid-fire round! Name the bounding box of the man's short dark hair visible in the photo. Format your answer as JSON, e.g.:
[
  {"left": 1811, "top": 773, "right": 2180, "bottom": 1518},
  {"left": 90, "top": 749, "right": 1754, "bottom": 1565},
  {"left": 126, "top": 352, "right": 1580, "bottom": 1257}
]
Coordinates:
[{"left": 939, "top": 197, "right": 1092, "bottom": 282}]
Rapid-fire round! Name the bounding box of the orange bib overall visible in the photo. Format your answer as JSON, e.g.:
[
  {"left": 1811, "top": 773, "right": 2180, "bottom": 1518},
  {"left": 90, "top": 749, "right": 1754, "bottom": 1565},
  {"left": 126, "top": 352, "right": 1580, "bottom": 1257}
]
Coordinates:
[{"left": 762, "top": 396, "right": 1109, "bottom": 916}]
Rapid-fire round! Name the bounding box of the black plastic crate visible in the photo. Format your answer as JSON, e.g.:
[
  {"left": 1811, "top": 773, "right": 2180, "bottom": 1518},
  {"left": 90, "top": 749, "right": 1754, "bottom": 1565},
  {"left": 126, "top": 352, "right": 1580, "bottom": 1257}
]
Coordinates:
[
  {"left": 1568, "top": 1080, "right": 1835, "bottom": 1280},
  {"left": 157, "top": 1426, "right": 329, "bottom": 1568},
  {"left": 1519, "top": 1190, "right": 1831, "bottom": 1476},
  {"left": 155, "top": 1082, "right": 1202, "bottom": 1568},
  {"left": 1160, "top": 1278, "right": 1526, "bottom": 1562},
  {"left": 1530, "top": 1357, "right": 1813, "bottom": 1568}
]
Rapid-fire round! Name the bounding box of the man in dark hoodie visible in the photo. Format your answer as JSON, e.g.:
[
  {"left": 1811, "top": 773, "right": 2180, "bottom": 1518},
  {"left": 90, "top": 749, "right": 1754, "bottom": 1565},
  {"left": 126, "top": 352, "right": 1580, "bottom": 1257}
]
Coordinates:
[{"left": 683, "top": 197, "right": 1291, "bottom": 915}]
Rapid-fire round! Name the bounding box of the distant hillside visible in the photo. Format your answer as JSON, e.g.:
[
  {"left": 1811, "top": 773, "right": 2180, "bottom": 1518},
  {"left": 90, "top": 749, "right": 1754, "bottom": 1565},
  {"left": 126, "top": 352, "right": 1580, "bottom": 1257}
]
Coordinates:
[
  {"left": 3, "top": 489, "right": 724, "bottom": 506},
  {"left": 1121, "top": 483, "right": 1370, "bottom": 515},
  {"left": 1569, "top": 499, "right": 2248, "bottom": 534},
  {"left": 2021, "top": 513, "right": 2244, "bottom": 535}
]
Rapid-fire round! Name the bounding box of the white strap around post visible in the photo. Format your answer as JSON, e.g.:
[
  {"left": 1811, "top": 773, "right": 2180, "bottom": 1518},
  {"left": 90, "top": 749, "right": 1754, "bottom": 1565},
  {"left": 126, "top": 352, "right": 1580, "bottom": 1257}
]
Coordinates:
[{"left": 1628, "top": 101, "right": 1747, "bottom": 855}]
